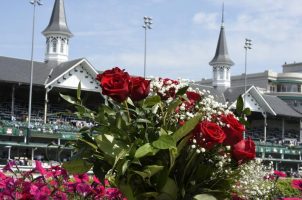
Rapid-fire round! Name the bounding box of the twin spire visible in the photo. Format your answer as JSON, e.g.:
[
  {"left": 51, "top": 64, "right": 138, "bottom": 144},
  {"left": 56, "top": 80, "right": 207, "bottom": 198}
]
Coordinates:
[
  {"left": 209, "top": 2, "right": 234, "bottom": 66},
  {"left": 42, "top": 0, "right": 72, "bottom": 37},
  {"left": 209, "top": 2, "right": 234, "bottom": 92},
  {"left": 43, "top": 0, "right": 72, "bottom": 65}
]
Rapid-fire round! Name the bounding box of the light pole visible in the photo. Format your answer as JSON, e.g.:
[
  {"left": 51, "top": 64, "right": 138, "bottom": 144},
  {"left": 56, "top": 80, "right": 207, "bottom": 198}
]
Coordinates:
[
  {"left": 26, "top": 0, "right": 43, "bottom": 144},
  {"left": 142, "top": 16, "right": 152, "bottom": 78},
  {"left": 243, "top": 38, "right": 252, "bottom": 139}
]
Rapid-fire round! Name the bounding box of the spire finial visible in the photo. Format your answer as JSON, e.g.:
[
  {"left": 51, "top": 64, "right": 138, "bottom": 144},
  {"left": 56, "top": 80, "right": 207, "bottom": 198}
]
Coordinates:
[{"left": 221, "top": 2, "right": 224, "bottom": 26}]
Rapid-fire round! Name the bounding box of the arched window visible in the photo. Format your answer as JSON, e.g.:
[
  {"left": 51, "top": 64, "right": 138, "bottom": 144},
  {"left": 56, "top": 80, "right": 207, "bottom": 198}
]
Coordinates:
[
  {"left": 60, "top": 39, "right": 65, "bottom": 53},
  {"left": 52, "top": 39, "right": 57, "bottom": 53}
]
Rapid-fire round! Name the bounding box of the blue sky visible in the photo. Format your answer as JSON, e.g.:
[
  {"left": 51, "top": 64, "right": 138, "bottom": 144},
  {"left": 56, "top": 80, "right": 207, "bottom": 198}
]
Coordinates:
[{"left": 1, "top": 0, "right": 302, "bottom": 81}]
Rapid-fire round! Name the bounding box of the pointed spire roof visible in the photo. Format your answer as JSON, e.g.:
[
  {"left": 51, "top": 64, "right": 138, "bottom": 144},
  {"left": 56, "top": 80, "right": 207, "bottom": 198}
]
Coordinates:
[
  {"left": 209, "top": 3, "right": 234, "bottom": 66},
  {"left": 42, "top": 0, "right": 73, "bottom": 37}
]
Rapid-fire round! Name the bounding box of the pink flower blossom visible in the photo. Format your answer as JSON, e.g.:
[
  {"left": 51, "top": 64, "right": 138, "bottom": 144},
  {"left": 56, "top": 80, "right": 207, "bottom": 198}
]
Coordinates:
[
  {"left": 274, "top": 170, "right": 287, "bottom": 177},
  {"left": 76, "top": 183, "right": 92, "bottom": 197},
  {"left": 2, "top": 160, "right": 15, "bottom": 172},
  {"left": 31, "top": 160, "right": 47, "bottom": 175},
  {"left": 74, "top": 173, "right": 90, "bottom": 183},
  {"left": 291, "top": 179, "right": 302, "bottom": 191}
]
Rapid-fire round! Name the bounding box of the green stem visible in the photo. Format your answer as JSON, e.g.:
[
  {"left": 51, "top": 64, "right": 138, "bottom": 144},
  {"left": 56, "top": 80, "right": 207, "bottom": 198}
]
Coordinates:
[
  {"left": 124, "top": 100, "right": 131, "bottom": 123},
  {"left": 181, "top": 149, "right": 197, "bottom": 186}
]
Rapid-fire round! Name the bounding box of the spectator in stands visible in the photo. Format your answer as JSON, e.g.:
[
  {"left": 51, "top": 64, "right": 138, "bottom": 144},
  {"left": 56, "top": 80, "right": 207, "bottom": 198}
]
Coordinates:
[{"left": 54, "top": 124, "right": 59, "bottom": 133}]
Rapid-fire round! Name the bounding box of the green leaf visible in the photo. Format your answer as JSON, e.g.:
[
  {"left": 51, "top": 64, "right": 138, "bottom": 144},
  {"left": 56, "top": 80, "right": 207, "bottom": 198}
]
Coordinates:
[
  {"left": 62, "top": 159, "right": 93, "bottom": 174},
  {"left": 142, "top": 95, "right": 161, "bottom": 107},
  {"left": 193, "top": 194, "right": 217, "bottom": 200},
  {"left": 122, "top": 160, "right": 131, "bottom": 175},
  {"left": 60, "top": 93, "right": 77, "bottom": 104},
  {"left": 152, "top": 135, "right": 176, "bottom": 150},
  {"left": 137, "top": 192, "right": 159, "bottom": 199},
  {"left": 127, "top": 97, "right": 135, "bottom": 106},
  {"left": 176, "top": 86, "right": 189, "bottom": 96},
  {"left": 145, "top": 165, "right": 164, "bottom": 177},
  {"left": 95, "top": 134, "right": 122, "bottom": 158},
  {"left": 134, "top": 143, "right": 159, "bottom": 159},
  {"left": 167, "top": 99, "right": 182, "bottom": 114},
  {"left": 77, "top": 81, "right": 81, "bottom": 100},
  {"left": 133, "top": 170, "right": 150, "bottom": 179},
  {"left": 172, "top": 114, "right": 202, "bottom": 142},
  {"left": 236, "top": 95, "right": 244, "bottom": 113},
  {"left": 99, "top": 104, "right": 115, "bottom": 115},
  {"left": 136, "top": 119, "right": 152, "bottom": 124},
  {"left": 119, "top": 182, "right": 135, "bottom": 200},
  {"left": 177, "top": 135, "right": 190, "bottom": 155},
  {"left": 152, "top": 103, "right": 160, "bottom": 114},
  {"left": 160, "top": 177, "right": 178, "bottom": 200},
  {"left": 78, "top": 138, "right": 98, "bottom": 150},
  {"left": 159, "top": 128, "right": 168, "bottom": 136},
  {"left": 243, "top": 107, "right": 251, "bottom": 116}
]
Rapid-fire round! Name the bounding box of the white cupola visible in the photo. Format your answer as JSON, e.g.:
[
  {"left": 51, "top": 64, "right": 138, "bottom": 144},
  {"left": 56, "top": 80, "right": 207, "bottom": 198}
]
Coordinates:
[{"left": 42, "top": 0, "right": 73, "bottom": 66}]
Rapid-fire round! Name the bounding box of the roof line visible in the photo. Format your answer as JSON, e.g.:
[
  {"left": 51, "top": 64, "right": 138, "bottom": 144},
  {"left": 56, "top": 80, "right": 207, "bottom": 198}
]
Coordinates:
[
  {"left": 250, "top": 86, "right": 276, "bottom": 116},
  {"left": 45, "top": 58, "right": 84, "bottom": 88},
  {"left": 44, "top": 68, "right": 54, "bottom": 86}
]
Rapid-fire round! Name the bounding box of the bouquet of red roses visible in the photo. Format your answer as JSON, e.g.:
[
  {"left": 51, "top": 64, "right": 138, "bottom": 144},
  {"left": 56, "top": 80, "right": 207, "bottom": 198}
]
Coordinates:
[{"left": 62, "top": 67, "right": 256, "bottom": 200}]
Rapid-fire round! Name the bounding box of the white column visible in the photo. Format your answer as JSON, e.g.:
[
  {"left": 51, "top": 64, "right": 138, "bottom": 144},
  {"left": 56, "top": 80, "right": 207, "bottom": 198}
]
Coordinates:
[
  {"left": 7, "top": 146, "right": 11, "bottom": 160},
  {"left": 44, "top": 90, "right": 48, "bottom": 124},
  {"left": 300, "top": 119, "right": 302, "bottom": 142},
  {"left": 263, "top": 112, "right": 267, "bottom": 142},
  {"left": 282, "top": 118, "right": 285, "bottom": 140},
  {"left": 31, "top": 148, "right": 36, "bottom": 162},
  {"left": 11, "top": 85, "right": 15, "bottom": 119}
]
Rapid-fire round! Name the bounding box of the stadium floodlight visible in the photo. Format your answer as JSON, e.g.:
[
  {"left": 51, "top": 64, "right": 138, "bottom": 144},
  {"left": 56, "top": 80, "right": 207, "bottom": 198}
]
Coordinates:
[
  {"left": 243, "top": 38, "right": 252, "bottom": 139},
  {"left": 142, "top": 16, "right": 153, "bottom": 78},
  {"left": 244, "top": 38, "right": 252, "bottom": 95},
  {"left": 26, "top": 0, "right": 42, "bottom": 144}
]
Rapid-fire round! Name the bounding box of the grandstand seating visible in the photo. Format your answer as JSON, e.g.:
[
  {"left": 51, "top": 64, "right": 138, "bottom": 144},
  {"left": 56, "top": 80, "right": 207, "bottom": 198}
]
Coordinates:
[{"left": 246, "top": 127, "right": 300, "bottom": 143}]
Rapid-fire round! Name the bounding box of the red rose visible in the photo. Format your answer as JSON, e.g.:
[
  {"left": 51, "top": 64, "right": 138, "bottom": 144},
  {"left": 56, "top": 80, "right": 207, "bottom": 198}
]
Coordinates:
[
  {"left": 221, "top": 114, "right": 244, "bottom": 146},
  {"left": 158, "top": 78, "right": 179, "bottom": 100},
  {"left": 193, "top": 121, "right": 226, "bottom": 149},
  {"left": 96, "top": 67, "right": 130, "bottom": 102},
  {"left": 184, "top": 91, "right": 201, "bottom": 110},
  {"left": 231, "top": 138, "right": 256, "bottom": 164},
  {"left": 129, "top": 77, "right": 151, "bottom": 101}
]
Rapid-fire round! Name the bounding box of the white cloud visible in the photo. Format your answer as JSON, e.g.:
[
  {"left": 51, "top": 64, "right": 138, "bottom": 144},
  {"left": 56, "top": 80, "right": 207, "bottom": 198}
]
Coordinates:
[
  {"left": 193, "top": 11, "right": 219, "bottom": 29},
  {"left": 90, "top": 39, "right": 216, "bottom": 80}
]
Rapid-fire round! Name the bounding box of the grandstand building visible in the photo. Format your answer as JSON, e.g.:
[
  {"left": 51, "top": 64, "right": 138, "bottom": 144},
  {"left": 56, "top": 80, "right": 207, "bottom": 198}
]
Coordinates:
[
  {"left": 197, "top": 6, "right": 302, "bottom": 171},
  {"left": 0, "top": 0, "right": 103, "bottom": 165}
]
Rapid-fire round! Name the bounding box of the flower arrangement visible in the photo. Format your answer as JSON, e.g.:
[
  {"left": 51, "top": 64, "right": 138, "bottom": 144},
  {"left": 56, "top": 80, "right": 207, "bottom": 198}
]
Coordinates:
[
  {"left": 233, "top": 159, "right": 276, "bottom": 199},
  {"left": 0, "top": 160, "right": 124, "bottom": 200},
  {"left": 61, "top": 67, "right": 258, "bottom": 199}
]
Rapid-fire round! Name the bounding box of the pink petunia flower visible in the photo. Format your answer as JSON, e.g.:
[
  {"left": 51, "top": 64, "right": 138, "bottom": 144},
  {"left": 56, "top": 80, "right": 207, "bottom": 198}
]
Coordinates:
[
  {"left": 32, "top": 160, "right": 47, "bottom": 175},
  {"left": 291, "top": 179, "right": 302, "bottom": 191},
  {"left": 76, "top": 183, "right": 92, "bottom": 197},
  {"left": 274, "top": 170, "right": 287, "bottom": 177},
  {"left": 2, "top": 160, "right": 16, "bottom": 172},
  {"left": 74, "top": 173, "right": 90, "bottom": 183}
]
